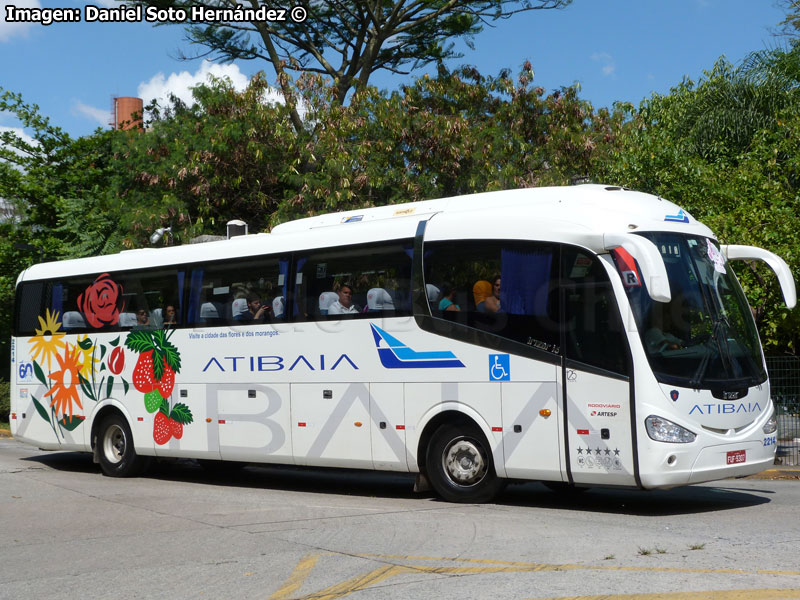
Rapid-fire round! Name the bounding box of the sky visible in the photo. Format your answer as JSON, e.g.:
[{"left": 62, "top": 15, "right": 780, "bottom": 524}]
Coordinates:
[{"left": 0, "top": 0, "right": 790, "bottom": 141}]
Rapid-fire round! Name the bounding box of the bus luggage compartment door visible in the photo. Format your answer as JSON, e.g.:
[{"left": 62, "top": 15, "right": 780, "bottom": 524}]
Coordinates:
[
  {"left": 501, "top": 381, "right": 561, "bottom": 480},
  {"left": 217, "top": 383, "right": 293, "bottom": 463},
  {"left": 291, "top": 383, "right": 373, "bottom": 469}
]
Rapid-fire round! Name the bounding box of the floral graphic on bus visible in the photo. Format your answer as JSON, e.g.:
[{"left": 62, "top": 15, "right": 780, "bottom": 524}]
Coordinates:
[
  {"left": 28, "top": 341, "right": 88, "bottom": 437},
  {"left": 107, "top": 346, "right": 125, "bottom": 374},
  {"left": 28, "top": 308, "right": 66, "bottom": 373},
  {"left": 27, "top": 310, "right": 133, "bottom": 439},
  {"left": 43, "top": 344, "right": 84, "bottom": 424},
  {"left": 75, "top": 335, "right": 131, "bottom": 404},
  {"left": 78, "top": 273, "right": 124, "bottom": 328},
  {"left": 76, "top": 334, "right": 100, "bottom": 378},
  {"left": 125, "top": 329, "right": 192, "bottom": 445}
]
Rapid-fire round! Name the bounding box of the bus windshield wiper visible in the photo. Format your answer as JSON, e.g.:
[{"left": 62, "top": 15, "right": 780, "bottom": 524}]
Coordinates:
[{"left": 689, "top": 315, "right": 729, "bottom": 389}]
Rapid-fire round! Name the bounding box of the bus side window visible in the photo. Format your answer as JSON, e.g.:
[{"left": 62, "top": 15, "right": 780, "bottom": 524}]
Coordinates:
[
  {"left": 187, "top": 257, "right": 285, "bottom": 327},
  {"left": 14, "top": 281, "right": 45, "bottom": 336},
  {"left": 293, "top": 240, "right": 413, "bottom": 323},
  {"left": 423, "top": 240, "right": 560, "bottom": 350}
]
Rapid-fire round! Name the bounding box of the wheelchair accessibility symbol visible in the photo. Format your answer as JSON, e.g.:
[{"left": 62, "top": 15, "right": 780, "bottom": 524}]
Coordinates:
[{"left": 489, "top": 354, "right": 510, "bottom": 381}]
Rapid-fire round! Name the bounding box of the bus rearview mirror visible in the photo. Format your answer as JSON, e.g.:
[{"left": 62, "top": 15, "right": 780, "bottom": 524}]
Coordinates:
[
  {"left": 722, "top": 245, "right": 797, "bottom": 309},
  {"left": 604, "top": 233, "right": 672, "bottom": 303}
]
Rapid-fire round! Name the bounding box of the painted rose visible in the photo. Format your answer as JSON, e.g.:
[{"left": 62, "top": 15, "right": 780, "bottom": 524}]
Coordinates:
[
  {"left": 78, "top": 274, "right": 124, "bottom": 328},
  {"left": 108, "top": 346, "right": 125, "bottom": 375}
]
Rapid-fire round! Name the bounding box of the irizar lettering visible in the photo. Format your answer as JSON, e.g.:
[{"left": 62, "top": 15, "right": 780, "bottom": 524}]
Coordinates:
[
  {"left": 688, "top": 402, "right": 762, "bottom": 415},
  {"left": 203, "top": 354, "right": 358, "bottom": 372}
]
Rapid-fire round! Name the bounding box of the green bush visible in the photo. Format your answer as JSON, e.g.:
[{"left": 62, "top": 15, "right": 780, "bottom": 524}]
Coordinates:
[{"left": 0, "top": 380, "right": 9, "bottom": 424}]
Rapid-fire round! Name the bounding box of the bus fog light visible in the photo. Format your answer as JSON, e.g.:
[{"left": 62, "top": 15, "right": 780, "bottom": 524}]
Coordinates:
[
  {"left": 667, "top": 454, "right": 677, "bottom": 466},
  {"left": 763, "top": 412, "right": 777, "bottom": 434},
  {"left": 645, "top": 415, "right": 696, "bottom": 443}
]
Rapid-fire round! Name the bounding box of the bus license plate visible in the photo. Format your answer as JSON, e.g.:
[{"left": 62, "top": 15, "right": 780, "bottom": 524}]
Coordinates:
[{"left": 726, "top": 450, "right": 746, "bottom": 465}]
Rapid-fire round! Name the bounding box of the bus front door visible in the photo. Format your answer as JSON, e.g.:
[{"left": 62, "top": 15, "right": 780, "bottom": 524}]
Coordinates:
[{"left": 563, "top": 366, "right": 636, "bottom": 486}]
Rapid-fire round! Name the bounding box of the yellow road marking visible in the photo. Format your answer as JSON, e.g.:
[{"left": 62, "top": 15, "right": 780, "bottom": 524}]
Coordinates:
[
  {"left": 272, "top": 553, "right": 800, "bottom": 600},
  {"left": 294, "top": 564, "right": 411, "bottom": 600},
  {"left": 361, "top": 554, "right": 800, "bottom": 577},
  {"left": 269, "top": 553, "right": 320, "bottom": 600}
]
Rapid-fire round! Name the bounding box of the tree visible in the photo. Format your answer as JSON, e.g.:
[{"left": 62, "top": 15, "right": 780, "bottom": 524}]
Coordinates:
[
  {"left": 137, "top": 0, "right": 572, "bottom": 130},
  {"left": 111, "top": 72, "right": 300, "bottom": 246},
  {"left": 0, "top": 89, "right": 125, "bottom": 259}
]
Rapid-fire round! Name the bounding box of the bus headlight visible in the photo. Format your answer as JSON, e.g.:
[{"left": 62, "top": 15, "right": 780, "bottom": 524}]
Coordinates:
[
  {"left": 645, "top": 415, "right": 696, "bottom": 443},
  {"left": 763, "top": 411, "right": 777, "bottom": 435}
]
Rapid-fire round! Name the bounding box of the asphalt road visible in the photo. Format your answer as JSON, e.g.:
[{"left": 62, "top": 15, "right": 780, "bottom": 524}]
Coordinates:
[{"left": 1, "top": 438, "right": 800, "bottom": 600}]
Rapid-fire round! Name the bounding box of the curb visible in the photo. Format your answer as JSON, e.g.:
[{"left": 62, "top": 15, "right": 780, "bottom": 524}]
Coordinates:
[
  {"left": 0, "top": 428, "right": 11, "bottom": 438},
  {"left": 743, "top": 467, "right": 800, "bottom": 480}
]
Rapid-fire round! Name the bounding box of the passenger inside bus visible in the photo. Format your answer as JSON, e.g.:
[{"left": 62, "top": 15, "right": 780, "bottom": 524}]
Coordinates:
[
  {"left": 162, "top": 304, "right": 178, "bottom": 327},
  {"left": 473, "top": 280, "right": 491, "bottom": 312},
  {"left": 235, "top": 294, "right": 269, "bottom": 322},
  {"left": 484, "top": 276, "right": 502, "bottom": 314},
  {"left": 135, "top": 308, "right": 150, "bottom": 327},
  {"left": 438, "top": 283, "right": 460, "bottom": 312}
]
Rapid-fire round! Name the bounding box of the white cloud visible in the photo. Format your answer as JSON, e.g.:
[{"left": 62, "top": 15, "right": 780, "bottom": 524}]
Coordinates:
[
  {"left": 591, "top": 52, "right": 616, "bottom": 78},
  {"left": 137, "top": 61, "right": 254, "bottom": 109},
  {"left": 0, "top": 0, "right": 41, "bottom": 42},
  {"left": 135, "top": 61, "right": 310, "bottom": 123},
  {"left": 73, "top": 101, "right": 111, "bottom": 127}
]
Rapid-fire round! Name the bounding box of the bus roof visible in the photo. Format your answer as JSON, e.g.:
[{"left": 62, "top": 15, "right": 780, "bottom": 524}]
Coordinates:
[{"left": 17, "top": 185, "right": 714, "bottom": 284}]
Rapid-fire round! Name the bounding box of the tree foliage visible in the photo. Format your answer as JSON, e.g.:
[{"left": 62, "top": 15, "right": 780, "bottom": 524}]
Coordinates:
[
  {"left": 111, "top": 63, "right": 622, "bottom": 241},
  {"left": 136, "top": 0, "right": 571, "bottom": 129},
  {"left": 110, "top": 72, "right": 298, "bottom": 244}
]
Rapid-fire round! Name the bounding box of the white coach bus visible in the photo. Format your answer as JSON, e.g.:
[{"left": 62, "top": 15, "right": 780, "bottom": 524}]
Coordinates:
[{"left": 9, "top": 185, "right": 797, "bottom": 502}]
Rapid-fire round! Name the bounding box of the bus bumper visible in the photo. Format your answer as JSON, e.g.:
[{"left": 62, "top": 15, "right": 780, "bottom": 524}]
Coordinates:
[{"left": 638, "top": 440, "right": 775, "bottom": 489}]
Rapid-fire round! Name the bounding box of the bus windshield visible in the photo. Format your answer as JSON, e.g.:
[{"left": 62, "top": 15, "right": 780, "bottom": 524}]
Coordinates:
[{"left": 618, "top": 232, "right": 766, "bottom": 389}]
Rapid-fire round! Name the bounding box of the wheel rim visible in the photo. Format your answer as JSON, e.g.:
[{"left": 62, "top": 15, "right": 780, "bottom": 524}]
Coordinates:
[
  {"left": 103, "top": 424, "right": 126, "bottom": 465},
  {"left": 442, "top": 437, "right": 487, "bottom": 486}
]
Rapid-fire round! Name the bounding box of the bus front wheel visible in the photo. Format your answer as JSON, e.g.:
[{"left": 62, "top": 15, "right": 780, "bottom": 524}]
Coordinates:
[
  {"left": 426, "top": 423, "right": 504, "bottom": 503},
  {"left": 96, "top": 414, "right": 147, "bottom": 477}
]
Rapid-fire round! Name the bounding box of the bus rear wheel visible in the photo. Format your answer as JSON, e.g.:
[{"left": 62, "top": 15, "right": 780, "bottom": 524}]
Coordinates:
[
  {"left": 426, "top": 423, "right": 504, "bottom": 503},
  {"left": 96, "top": 414, "right": 147, "bottom": 477}
]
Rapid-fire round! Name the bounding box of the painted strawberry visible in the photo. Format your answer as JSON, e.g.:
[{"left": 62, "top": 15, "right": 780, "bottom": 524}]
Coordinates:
[
  {"left": 158, "top": 357, "right": 175, "bottom": 398},
  {"left": 169, "top": 418, "right": 183, "bottom": 440},
  {"left": 143, "top": 390, "right": 162, "bottom": 413},
  {"left": 168, "top": 403, "right": 193, "bottom": 442},
  {"left": 153, "top": 411, "right": 172, "bottom": 445},
  {"left": 132, "top": 350, "right": 157, "bottom": 393}
]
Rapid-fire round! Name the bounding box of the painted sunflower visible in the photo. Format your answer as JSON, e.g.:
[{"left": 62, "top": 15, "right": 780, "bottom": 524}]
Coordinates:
[
  {"left": 76, "top": 334, "right": 98, "bottom": 379},
  {"left": 28, "top": 308, "right": 66, "bottom": 373},
  {"left": 44, "top": 344, "right": 83, "bottom": 422}
]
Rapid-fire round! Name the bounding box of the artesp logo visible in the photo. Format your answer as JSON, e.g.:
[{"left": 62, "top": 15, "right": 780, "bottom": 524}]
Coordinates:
[{"left": 590, "top": 410, "right": 618, "bottom": 417}]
